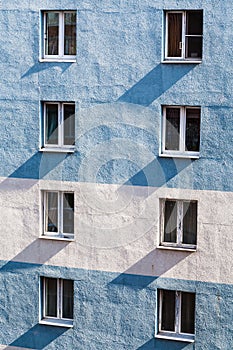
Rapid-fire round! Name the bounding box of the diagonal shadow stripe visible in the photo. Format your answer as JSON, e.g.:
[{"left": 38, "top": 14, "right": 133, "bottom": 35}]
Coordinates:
[{"left": 118, "top": 63, "right": 196, "bottom": 106}]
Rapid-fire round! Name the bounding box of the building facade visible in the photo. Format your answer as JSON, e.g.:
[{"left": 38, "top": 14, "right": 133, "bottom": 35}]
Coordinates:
[{"left": 0, "top": 0, "right": 232, "bottom": 349}]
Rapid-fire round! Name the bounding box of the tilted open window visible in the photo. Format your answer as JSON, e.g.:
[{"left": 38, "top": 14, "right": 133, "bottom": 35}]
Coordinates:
[{"left": 165, "top": 10, "right": 203, "bottom": 62}]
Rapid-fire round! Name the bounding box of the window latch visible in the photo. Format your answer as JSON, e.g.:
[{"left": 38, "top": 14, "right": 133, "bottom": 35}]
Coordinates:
[{"left": 179, "top": 42, "right": 182, "bottom": 50}]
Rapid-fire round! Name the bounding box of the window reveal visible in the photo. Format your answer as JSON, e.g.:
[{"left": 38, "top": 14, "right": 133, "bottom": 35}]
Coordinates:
[
  {"left": 162, "top": 106, "right": 201, "bottom": 157},
  {"left": 43, "top": 11, "right": 76, "bottom": 59},
  {"left": 43, "top": 191, "right": 74, "bottom": 238},
  {"left": 43, "top": 102, "right": 75, "bottom": 149},
  {"left": 161, "top": 199, "right": 197, "bottom": 249},
  {"left": 165, "top": 11, "right": 203, "bottom": 61}
]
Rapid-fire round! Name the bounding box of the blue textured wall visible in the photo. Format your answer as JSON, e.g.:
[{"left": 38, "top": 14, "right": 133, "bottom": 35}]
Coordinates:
[
  {"left": 0, "top": 1, "right": 232, "bottom": 192},
  {"left": 0, "top": 1, "right": 233, "bottom": 349},
  {"left": 0, "top": 260, "right": 232, "bottom": 350}
]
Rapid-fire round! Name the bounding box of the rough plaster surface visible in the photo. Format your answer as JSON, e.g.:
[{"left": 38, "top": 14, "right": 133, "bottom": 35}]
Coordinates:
[
  {"left": 0, "top": 261, "right": 232, "bottom": 350},
  {"left": 0, "top": 178, "right": 232, "bottom": 286},
  {"left": 0, "top": 0, "right": 233, "bottom": 349}
]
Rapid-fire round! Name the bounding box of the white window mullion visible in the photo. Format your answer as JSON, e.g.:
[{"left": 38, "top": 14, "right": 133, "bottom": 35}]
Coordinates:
[
  {"left": 43, "top": 103, "right": 47, "bottom": 147},
  {"left": 43, "top": 191, "right": 47, "bottom": 234},
  {"left": 59, "top": 12, "right": 65, "bottom": 57},
  {"left": 60, "top": 192, "right": 64, "bottom": 236},
  {"left": 179, "top": 107, "right": 183, "bottom": 152},
  {"left": 179, "top": 107, "right": 185, "bottom": 153},
  {"left": 60, "top": 279, "right": 64, "bottom": 319},
  {"left": 177, "top": 201, "right": 183, "bottom": 245},
  {"left": 162, "top": 108, "right": 167, "bottom": 153},
  {"left": 58, "top": 103, "right": 62, "bottom": 147},
  {"left": 43, "top": 277, "right": 46, "bottom": 318},
  {"left": 165, "top": 13, "right": 169, "bottom": 59},
  {"left": 175, "top": 291, "right": 181, "bottom": 334},
  {"left": 57, "top": 192, "right": 61, "bottom": 236},
  {"left": 160, "top": 200, "right": 165, "bottom": 244},
  {"left": 182, "top": 12, "right": 186, "bottom": 59},
  {"left": 159, "top": 290, "right": 163, "bottom": 332},
  {"left": 61, "top": 104, "right": 64, "bottom": 147},
  {"left": 58, "top": 13, "right": 62, "bottom": 57},
  {"left": 183, "top": 107, "right": 188, "bottom": 152},
  {"left": 43, "top": 13, "right": 47, "bottom": 60},
  {"left": 57, "top": 279, "right": 61, "bottom": 319}
]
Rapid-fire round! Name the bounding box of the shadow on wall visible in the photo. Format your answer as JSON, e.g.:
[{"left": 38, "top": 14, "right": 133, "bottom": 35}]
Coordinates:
[
  {"left": 21, "top": 61, "right": 72, "bottom": 79},
  {"left": 109, "top": 248, "right": 192, "bottom": 289},
  {"left": 0, "top": 239, "right": 70, "bottom": 272},
  {"left": 118, "top": 63, "right": 197, "bottom": 106},
  {"left": 137, "top": 338, "right": 194, "bottom": 350},
  {"left": 124, "top": 157, "right": 194, "bottom": 188},
  {"left": 0, "top": 152, "right": 70, "bottom": 191},
  {"left": 2, "top": 324, "right": 68, "bottom": 349}
]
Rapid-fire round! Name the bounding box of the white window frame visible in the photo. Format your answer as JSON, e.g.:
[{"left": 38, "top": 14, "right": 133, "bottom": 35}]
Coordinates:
[
  {"left": 161, "top": 106, "right": 200, "bottom": 158},
  {"left": 164, "top": 10, "right": 203, "bottom": 62},
  {"left": 160, "top": 199, "right": 197, "bottom": 250},
  {"left": 42, "top": 191, "right": 74, "bottom": 240},
  {"left": 42, "top": 11, "right": 76, "bottom": 61},
  {"left": 157, "top": 289, "right": 195, "bottom": 342},
  {"left": 40, "top": 277, "right": 74, "bottom": 327},
  {"left": 42, "top": 102, "right": 75, "bottom": 152}
]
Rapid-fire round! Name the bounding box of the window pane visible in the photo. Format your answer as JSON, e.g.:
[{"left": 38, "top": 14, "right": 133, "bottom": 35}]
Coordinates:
[
  {"left": 161, "top": 290, "right": 176, "bottom": 331},
  {"left": 164, "top": 201, "right": 177, "bottom": 243},
  {"left": 46, "top": 104, "right": 59, "bottom": 145},
  {"left": 63, "top": 193, "right": 74, "bottom": 234},
  {"left": 186, "top": 37, "right": 202, "bottom": 59},
  {"left": 45, "top": 13, "right": 59, "bottom": 55},
  {"left": 62, "top": 280, "right": 74, "bottom": 319},
  {"left": 167, "top": 13, "right": 182, "bottom": 57},
  {"left": 185, "top": 109, "right": 200, "bottom": 151},
  {"left": 181, "top": 292, "right": 195, "bottom": 334},
  {"left": 165, "top": 108, "right": 180, "bottom": 150},
  {"left": 46, "top": 192, "right": 58, "bottom": 232},
  {"left": 64, "top": 104, "right": 75, "bottom": 145},
  {"left": 183, "top": 202, "right": 197, "bottom": 245},
  {"left": 186, "top": 11, "right": 203, "bottom": 35},
  {"left": 64, "top": 13, "right": 76, "bottom": 55},
  {"left": 45, "top": 278, "right": 57, "bottom": 317}
]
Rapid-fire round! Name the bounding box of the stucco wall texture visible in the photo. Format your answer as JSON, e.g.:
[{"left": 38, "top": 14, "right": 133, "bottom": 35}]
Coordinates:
[{"left": 0, "top": 0, "right": 232, "bottom": 349}]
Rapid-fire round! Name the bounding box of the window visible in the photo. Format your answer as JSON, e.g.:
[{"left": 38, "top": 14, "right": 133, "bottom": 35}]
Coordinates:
[
  {"left": 42, "top": 191, "right": 74, "bottom": 239},
  {"left": 160, "top": 199, "right": 197, "bottom": 249},
  {"left": 157, "top": 289, "right": 195, "bottom": 342},
  {"left": 41, "top": 277, "right": 74, "bottom": 327},
  {"left": 165, "top": 10, "right": 203, "bottom": 61},
  {"left": 161, "top": 106, "right": 201, "bottom": 157},
  {"left": 42, "top": 102, "right": 75, "bottom": 151},
  {"left": 42, "top": 11, "right": 76, "bottom": 60}
]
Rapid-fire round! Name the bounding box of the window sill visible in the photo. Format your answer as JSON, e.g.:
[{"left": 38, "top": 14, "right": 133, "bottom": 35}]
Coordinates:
[
  {"left": 39, "top": 58, "right": 76, "bottom": 63},
  {"left": 40, "top": 147, "right": 75, "bottom": 153},
  {"left": 155, "top": 333, "right": 194, "bottom": 343},
  {"left": 157, "top": 245, "right": 196, "bottom": 252},
  {"left": 159, "top": 153, "right": 199, "bottom": 159},
  {"left": 40, "top": 235, "right": 74, "bottom": 242},
  {"left": 162, "top": 60, "right": 202, "bottom": 64},
  {"left": 40, "top": 319, "right": 73, "bottom": 328}
]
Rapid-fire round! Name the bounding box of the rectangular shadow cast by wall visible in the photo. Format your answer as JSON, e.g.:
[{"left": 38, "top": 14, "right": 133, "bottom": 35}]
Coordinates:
[
  {"left": 8, "top": 324, "right": 68, "bottom": 350},
  {"left": 137, "top": 338, "right": 194, "bottom": 350},
  {"left": 118, "top": 63, "right": 197, "bottom": 107},
  {"left": 109, "top": 248, "right": 191, "bottom": 289}
]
